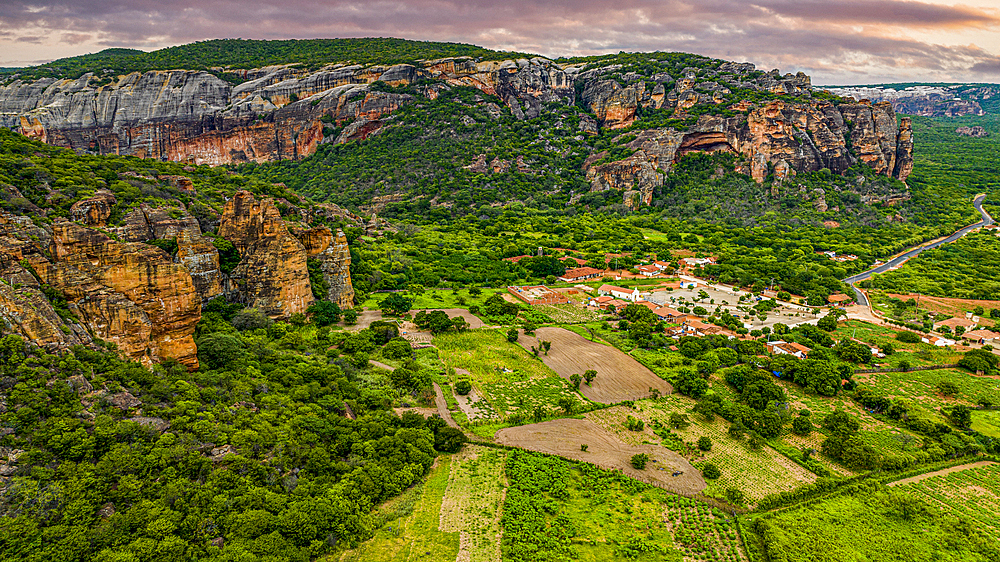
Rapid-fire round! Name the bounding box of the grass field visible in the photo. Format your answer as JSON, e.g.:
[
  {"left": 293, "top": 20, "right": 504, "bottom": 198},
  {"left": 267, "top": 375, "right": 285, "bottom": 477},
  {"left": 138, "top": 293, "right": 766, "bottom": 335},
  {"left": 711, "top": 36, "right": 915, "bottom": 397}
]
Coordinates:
[
  {"left": 900, "top": 462, "right": 1000, "bottom": 539},
  {"left": 363, "top": 288, "right": 507, "bottom": 311},
  {"left": 439, "top": 446, "right": 508, "bottom": 562},
  {"left": 972, "top": 409, "right": 1000, "bottom": 438},
  {"left": 587, "top": 398, "right": 818, "bottom": 506},
  {"left": 534, "top": 303, "right": 602, "bottom": 323},
  {"left": 435, "top": 329, "right": 586, "bottom": 427},
  {"left": 337, "top": 457, "right": 459, "bottom": 562},
  {"left": 749, "top": 483, "right": 1000, "bottom": 562}
]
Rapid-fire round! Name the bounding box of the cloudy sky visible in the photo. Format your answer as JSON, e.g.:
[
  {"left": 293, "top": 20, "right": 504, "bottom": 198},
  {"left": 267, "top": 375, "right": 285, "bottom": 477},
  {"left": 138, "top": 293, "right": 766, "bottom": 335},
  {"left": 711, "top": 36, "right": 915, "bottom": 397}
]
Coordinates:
[{"left": 1, "top": 0, "right": 998, "bottom": 84}]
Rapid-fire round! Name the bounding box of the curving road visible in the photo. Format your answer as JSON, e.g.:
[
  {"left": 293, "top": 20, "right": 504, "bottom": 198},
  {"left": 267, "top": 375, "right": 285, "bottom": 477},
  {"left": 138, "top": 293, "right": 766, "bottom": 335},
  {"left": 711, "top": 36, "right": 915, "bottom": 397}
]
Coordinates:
[{"left": 844, "top": 194, "right": 994, "bottom": 307}]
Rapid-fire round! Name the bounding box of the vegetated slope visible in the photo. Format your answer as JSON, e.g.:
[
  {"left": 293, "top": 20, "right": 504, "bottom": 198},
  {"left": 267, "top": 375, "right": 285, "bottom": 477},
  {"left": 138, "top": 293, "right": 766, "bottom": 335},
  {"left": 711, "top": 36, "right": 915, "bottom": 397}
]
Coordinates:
[
  {"left": 0, "top": 310, "right": 459, "bottom": 561},
  {"left": 1, "top": 38, "right": 529, "bottom": 81},
  {"left": 1, "top": 38, "right": 913, "bottom": 217},
  {"left": 868, "top": 231, "right": 1000, "bottom": 300}
]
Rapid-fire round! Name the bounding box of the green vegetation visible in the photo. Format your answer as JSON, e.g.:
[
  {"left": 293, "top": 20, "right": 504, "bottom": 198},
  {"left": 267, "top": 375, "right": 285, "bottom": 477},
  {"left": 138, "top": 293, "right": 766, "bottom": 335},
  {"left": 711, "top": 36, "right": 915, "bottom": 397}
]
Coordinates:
[
  {"left": 869, "top": 231, "right": 1000, "bottom": 299},
  {"left": 901, "top": 463, "right": 1000, "bottom": 539},
  {"left": 0, "top": 308, "right": 459, "bottom": 560},
  {"left": 749, "top": 481, "right": 1000, "bottom": 562},
  {"left": 5, "top": 38, "right": 529, "bottom": 82}
]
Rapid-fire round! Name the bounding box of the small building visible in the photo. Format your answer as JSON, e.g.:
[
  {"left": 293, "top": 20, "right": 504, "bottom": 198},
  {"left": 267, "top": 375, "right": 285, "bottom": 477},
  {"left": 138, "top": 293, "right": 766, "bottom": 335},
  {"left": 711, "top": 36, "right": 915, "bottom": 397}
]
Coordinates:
[
  {"left": 680, "top": 281, "right": 698, "bottom": 289},
  {"left": 637, "top": 265, "right": 660, "bottom": 277},
  {"left": 962, "top": 329, "right": 1000, "bottom": 345},
  {"left": 767, "top": 340, "right": 811, "bottom": 359},
  {"left": 654, "top": 306, "right": 686, "bottom": 322},
  {"left": 921, "top": 334, "right": 955, "bottom": 347},
  {"left": 598, "top": 284, "right": 640, "bottom": 302},
  {"left": 558, "top": 266, "right": 604, "bottom": 283},
  {"left": 933, "top": 317, "right": 978, "bottom": 332},
  {"left": 654, "top": 260, "right": 672, "bottom": 270}
]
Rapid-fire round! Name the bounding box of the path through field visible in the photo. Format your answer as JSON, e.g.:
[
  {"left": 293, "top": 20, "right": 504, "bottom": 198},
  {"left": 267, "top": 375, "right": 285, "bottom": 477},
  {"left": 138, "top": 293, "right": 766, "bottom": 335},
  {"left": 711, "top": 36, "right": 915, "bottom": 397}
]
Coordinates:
[
  {"left": 888, "top": 460, "right": 996, "bottom": 487},
  {"left": 433, "top": 383, "right": 460, "bottom": 429},
  {"left": 495, "top": 418, "right": 705, "bottom": 496},
  {"left": 519, "top": 327, "right": 671, "bottom": 403}
]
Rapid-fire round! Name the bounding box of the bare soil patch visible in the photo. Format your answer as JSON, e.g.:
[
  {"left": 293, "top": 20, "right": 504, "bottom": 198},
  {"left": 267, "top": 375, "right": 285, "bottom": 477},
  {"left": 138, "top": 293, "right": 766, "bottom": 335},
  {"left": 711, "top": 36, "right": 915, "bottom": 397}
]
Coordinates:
[
  {"left": 885, "top": 293, "right": 999, "bottom": 327},
  {"left": 519, "top": 327, "right": 670, "bottom": 403},
  {"left": 889, "top": 460, "right": 996, "bottom": 487},
  {"left": 495, "top": 418, "right": 705, "bottom": 496}
]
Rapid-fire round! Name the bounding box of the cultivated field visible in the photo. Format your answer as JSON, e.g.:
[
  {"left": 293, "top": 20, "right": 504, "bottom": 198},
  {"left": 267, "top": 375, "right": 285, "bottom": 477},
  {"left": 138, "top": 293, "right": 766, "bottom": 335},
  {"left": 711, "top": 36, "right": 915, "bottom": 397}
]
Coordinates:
[
  {"left": 519, "top": 326, "right": 671, "bottom": 403},
  {"left": 663, "top": 496, "right": 748, "bottom": 562},
  {"left": 439, "top": 447, "right": 508, "bottom": 562},
  {"left": 494, "top": 417, "right": 705, "bottom": 495},
  {"left": 898, "top": 462, "right": 1000, "bottom": 539},
  {"left": 587, "top": 400, "right": 818, "bottom": 505}
]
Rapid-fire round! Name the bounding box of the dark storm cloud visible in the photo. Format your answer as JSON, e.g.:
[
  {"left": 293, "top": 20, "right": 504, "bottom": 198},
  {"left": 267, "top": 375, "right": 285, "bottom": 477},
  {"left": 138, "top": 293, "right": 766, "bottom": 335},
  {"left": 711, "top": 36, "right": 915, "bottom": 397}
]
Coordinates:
[{"left": 0, "top": 0, "right": 998, "bottom": 82}]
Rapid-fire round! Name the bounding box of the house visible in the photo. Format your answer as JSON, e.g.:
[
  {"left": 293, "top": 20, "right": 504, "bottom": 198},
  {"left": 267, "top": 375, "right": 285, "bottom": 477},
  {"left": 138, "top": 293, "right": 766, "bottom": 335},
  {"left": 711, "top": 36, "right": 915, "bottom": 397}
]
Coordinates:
[
  {"left": 681, "top": 257, "right": 716, "bottom": 267},
  {"left": 634, "top": 301, "right": 660, "bottom": 313},
  {"left": 598, "top": 284, "right": 641, "bottom": 302},
  {"left": 680, "top": 281, "right": 698, "bottom": 289},
  {"left": 654, "top": 306, "right": 686, "bottom": 322},
  {"left": 654, "top": 260, "right": 672, "bottom": 270},
  {"left": 962, "top": 329, "right": 1000, "bottom": 345},
  {"left": 502, "top": 255, "right": 531, "bottom": 263},
  {"left": 637, "top": 265, "right": 660, "bottom": 277},
  {"left": 767, "top": 340, "right": 811, "bottom": 359},
  {"left": 921, "top": 334, "right": 955, "bottom": 347},
  {"left": 558, "top": 266, "right": 604, "bottom": 283},
  {"left": 933, "top": 317, "right": 978, "bottom": 332}
]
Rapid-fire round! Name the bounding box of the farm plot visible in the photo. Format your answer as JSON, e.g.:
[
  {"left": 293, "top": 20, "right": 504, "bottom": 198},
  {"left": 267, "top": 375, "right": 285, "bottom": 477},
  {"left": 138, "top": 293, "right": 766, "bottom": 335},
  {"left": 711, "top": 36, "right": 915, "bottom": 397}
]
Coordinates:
[
  {"left": 899, "top": 462, "right": 1000, "bottom": 539},
  {"left": 663, "top": 495, "right": 748, "bottom": 562},
  {"left": 495, "top": 417, "right": 706, "bottom": 496},
  {"left": 338, "top": 457, "right": 459, "bottom": 562},
  {"left": 856, "top": 368, "right": 1000, "bottom": 414},
  {"left": 534, "top": 302, "right": 602, "bottom": 323},
  {"left": 588, "top": 399, "right": 817, "bottom": 506},
  {"left": 436, "top": 330, "right": 584, "bottom": 422},
  {"left": 519, "top": 326, "right": 671, "bottom": 403},
  {"left": 749, "top": 483, "right": 1000, "bottom": 562},
  {"left": 439, "top": 446, "right": 508, "bottom": 562}
]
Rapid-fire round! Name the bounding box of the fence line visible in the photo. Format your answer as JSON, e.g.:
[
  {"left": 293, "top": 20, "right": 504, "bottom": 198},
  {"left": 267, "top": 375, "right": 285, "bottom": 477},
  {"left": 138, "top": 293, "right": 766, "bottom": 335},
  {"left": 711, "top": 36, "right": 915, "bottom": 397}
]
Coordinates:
[{"left": 854, "top": 363, "right": 958, "bottom": 374}]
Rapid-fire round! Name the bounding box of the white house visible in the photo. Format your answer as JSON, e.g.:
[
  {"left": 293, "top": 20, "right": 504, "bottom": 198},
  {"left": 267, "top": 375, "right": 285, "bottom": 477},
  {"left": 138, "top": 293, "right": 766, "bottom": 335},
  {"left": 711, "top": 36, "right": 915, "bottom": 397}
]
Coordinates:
[{"left": 598, "top": 284, "right": 640, "bottom": 302}]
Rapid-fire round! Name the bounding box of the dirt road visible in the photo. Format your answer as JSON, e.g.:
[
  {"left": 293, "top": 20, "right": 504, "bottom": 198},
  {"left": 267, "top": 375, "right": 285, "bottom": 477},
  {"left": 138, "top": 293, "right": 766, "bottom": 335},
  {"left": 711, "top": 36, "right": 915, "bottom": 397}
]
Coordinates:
[{"left": 888, "top": 460, "right": 995, "bottom": 487}]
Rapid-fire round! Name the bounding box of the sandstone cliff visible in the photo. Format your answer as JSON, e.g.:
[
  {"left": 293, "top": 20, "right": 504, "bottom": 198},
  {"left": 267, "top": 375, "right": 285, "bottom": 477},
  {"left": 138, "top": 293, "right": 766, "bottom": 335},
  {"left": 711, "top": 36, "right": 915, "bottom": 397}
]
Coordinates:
[
  {"left": 218, "top": 191, "right": 357, "bottom": 317},
  {"left": 40, "top": 221, "right": 201, "bottom": 368}
]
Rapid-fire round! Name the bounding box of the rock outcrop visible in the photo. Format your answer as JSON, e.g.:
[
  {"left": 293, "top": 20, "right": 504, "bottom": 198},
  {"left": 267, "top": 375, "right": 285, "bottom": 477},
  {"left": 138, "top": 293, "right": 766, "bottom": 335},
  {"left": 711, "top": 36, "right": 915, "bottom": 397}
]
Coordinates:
[
  {"left": 218, "top": 191, "right": 314, "bottom": 317},
  {"left": 69, "top": 190, "right": 116, "bottom": 227},
  {"left": 297, "top": 227, "right": 356, "bottom": 309},
  {"left": 956, "top": 126, "right": 989, "bottom": 138},
  {"left": 40, "top": 221, "right": 201, "bottom": 368},
  {"left": 586, "top": 152, "right": 663, "bottom": 209}
]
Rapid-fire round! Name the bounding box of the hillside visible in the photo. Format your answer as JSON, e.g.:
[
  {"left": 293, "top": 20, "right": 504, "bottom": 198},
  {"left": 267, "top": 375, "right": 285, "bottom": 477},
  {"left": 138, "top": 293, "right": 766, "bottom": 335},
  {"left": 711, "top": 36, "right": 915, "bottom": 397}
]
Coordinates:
[
  {"left": 1, "top": 39, "right": 913, "bottom": 216},
  {"left": 823, "top": 83, "right": 1000, "bottom": 117}
]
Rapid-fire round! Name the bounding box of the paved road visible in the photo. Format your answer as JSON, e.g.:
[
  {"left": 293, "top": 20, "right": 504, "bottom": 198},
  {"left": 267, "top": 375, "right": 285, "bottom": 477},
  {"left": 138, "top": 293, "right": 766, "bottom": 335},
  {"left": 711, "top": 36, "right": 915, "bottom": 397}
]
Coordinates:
[{"left": 845, "top": 194, "right": 994, "bottom": 306}]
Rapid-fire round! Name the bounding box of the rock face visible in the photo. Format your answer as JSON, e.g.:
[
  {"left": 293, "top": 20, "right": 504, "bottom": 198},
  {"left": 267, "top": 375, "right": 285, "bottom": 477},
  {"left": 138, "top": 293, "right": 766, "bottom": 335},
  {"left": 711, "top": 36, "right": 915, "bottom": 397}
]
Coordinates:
[
  {"left": 586, "top": 152, "right": 663, "bottom": 209},
  {"left": 41, "top": 221, "right": 201, "bottom": 368},
  {"left": 218, "top": 191, "right": 314, "bottom": 317},
  {"left": 0, "top": 58, "right": 575, "bottom": 165},
  {"left": 69, "top": 190, "right": 116, "bottom": 227},
  {"left": 956, "top": 126, "right": 989, "bottom": 137},
  {"left": 297, "top": 227, "right": 355, "bottom": 309}
]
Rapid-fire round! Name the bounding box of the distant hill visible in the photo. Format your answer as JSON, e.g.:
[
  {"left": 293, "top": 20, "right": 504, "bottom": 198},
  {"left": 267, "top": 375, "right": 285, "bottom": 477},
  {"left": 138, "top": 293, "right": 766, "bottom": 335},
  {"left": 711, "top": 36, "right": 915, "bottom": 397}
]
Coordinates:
[
  {"left": 3, "top": 38, "right": 530, "bottom": 82},
  {"left": 821, "top": 83, "right": 1000, "bottom": 116}
]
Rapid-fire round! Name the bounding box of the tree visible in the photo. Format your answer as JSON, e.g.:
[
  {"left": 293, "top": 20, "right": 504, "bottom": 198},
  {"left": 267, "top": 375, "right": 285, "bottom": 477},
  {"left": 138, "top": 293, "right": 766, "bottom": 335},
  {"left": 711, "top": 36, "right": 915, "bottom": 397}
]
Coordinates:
[
  {"left": 817, "top": 314, "right": 838, "bottom": 332},
  {"left": 835, "top": 339, "right": 872, "bottom": 364},
  {"left": 232, "top": 308, "right": 274, "bottom": 331},
  {"left": 541, "top": 341, "right": 551, "bottom": 355},
  {"left": 725, "top": 488, "right": 746, "bottom": 505},
  {"left": 697, "top": 436, "right": 712, "bottom": 451},
  {"left": 570, "top": 373, "right": 582, "bottom": 389},
  {"left": 936, "top": 381, "right": 959, "bottom": 397},
  {"left": 383, "top": 337, "right": 413, "bottom": 359},
  {"left": 506, "top": 328, "right": 519, "bottom": 343},
  {"left": 896, "top": 331, "right": 920, "bottom": 343},
  {"left": 307, "top": 300, "right": 341, "bottom": 326},
  {"left": 197, "top": 333, "right": 246, "bottom": 370},
  {"left": 583, "top": 369, "right": 598, "bottom": 386},
  {"left": 947, "top": 405, "right": 972, "bottom": 428},
  {"left": 454, "top": 380, "right": 472, "bottom": 395},
  {"left": 523, "top": 321, "right": 537, "bottom": 335},
  {"left": 792, "top": 415, "right": 813, "bottom": 435},
  {"left": 558, "top": 396, "right": 575, "bottom": 414},
  {"left": 702, "top": 463, "right": 721, "bottom": 479},
  {"left": 435, "top": 427, "right": 466, "bottom": 453},
  {"left": 630, "top": 453, "right": 649, "bottom": 470},
  {"left": 380, "top": 293, "right": 414, "bottom": 316},
  {"left": 669, "top": 413, "right": 690, "bottom": 429},
  {"left": 343, "top": 309, "right": 359, "bottom": 324}
]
